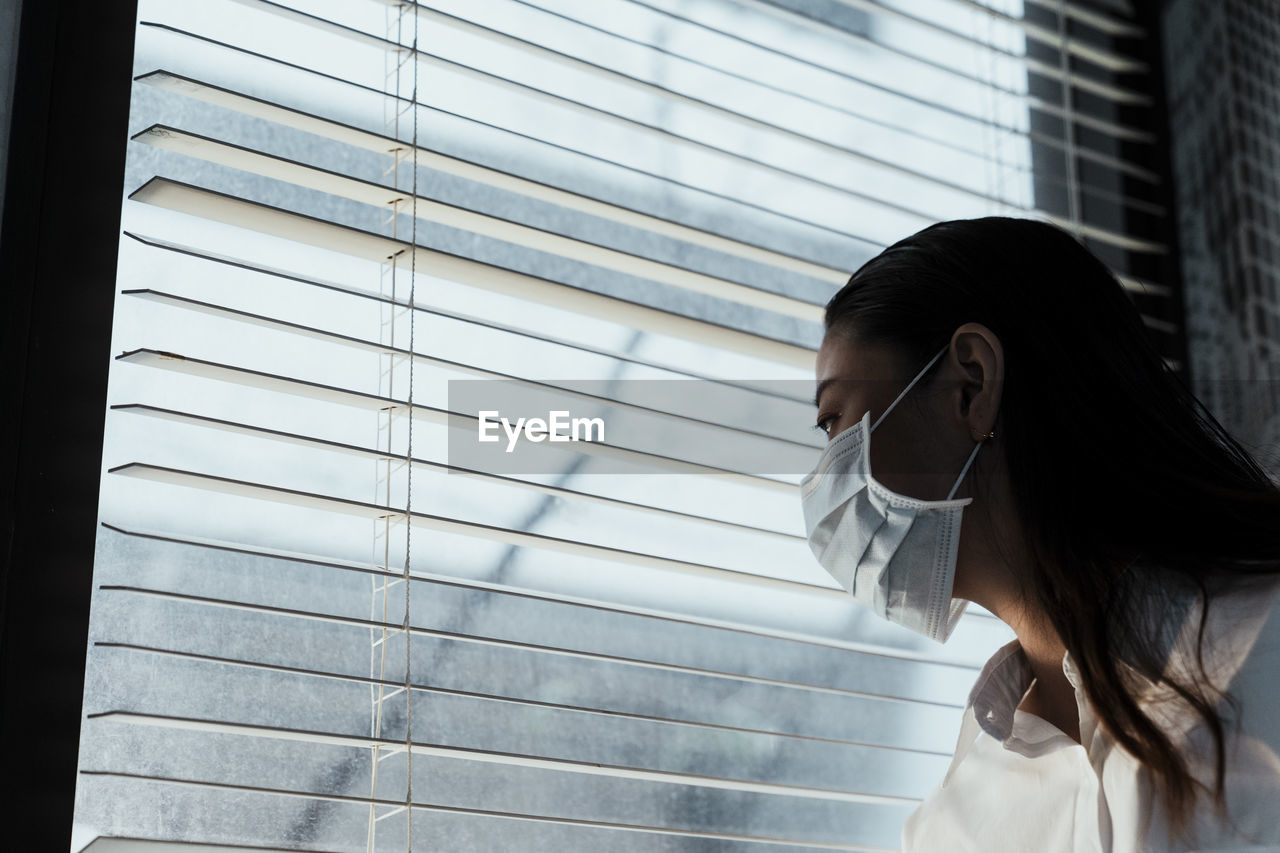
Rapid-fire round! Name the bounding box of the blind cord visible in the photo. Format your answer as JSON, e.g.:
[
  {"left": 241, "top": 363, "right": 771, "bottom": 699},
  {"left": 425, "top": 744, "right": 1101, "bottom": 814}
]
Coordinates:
[
  {"left": 403, "top": 2, "right": 420, "bottom": 849},
  {"left": 1057, "top": 0, "right": 1082, "bottom": 235}
]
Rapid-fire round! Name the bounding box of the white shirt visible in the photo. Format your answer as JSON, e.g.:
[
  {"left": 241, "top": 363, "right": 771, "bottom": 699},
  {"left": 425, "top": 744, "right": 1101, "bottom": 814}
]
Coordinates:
[{"left": 902, "top": 573, "right": 1280, "bottom": 853}]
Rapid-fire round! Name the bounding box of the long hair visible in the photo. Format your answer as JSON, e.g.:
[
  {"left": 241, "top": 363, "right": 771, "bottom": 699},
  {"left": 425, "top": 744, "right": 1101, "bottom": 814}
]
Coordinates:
[{"left": 823, "top": 216, "right": 1280, "bottom": 839}]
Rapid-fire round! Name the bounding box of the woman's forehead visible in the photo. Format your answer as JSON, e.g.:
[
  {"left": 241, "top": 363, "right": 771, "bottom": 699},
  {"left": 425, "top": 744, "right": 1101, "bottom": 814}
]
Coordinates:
[
  {"left": 813, "top": 336, "right": 917, "bottom": 414},
  {"left": 816, "top": 334, "right": 910, "bottom": 382}
]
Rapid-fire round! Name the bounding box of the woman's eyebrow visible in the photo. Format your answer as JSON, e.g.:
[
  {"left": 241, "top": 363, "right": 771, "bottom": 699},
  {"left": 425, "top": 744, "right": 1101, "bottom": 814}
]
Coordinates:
[{"left": 813, "top": 377, "right": 836, "bottom": 409}]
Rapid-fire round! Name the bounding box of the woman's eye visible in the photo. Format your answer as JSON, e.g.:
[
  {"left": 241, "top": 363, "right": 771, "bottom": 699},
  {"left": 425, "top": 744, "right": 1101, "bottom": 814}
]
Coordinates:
[{"left": 812, "top": 415, "right": 837, "bottom": 435}]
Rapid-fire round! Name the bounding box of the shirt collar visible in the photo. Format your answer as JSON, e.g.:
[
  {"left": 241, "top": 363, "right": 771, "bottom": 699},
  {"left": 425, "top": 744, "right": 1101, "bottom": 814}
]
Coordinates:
[
  {"left": 968, "top": 639, "right": 1093, "bottom": 758},
  {"left": 967, "top": 640, "right": 1037, "bottom": 743}
]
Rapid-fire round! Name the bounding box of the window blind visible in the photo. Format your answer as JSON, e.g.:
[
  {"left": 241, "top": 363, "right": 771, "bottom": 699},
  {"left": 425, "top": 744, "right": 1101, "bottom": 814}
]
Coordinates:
[{"left": 71, "top": 0, "right": 1176, "bottom": 850}]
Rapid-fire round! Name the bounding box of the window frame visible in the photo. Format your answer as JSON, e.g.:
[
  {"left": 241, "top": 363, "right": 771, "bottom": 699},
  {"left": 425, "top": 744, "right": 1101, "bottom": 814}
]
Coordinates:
[{"left": 0, "top": 2, "right": 139, "bottom": 850}]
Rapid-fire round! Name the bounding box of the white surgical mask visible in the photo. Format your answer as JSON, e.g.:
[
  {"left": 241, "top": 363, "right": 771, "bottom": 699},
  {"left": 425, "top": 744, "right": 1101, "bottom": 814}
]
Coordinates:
[{"left": 800, "top": 346, "right": 984, "bottom": 643}]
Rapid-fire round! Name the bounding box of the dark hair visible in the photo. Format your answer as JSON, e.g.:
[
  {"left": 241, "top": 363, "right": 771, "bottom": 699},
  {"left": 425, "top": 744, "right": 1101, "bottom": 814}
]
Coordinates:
[{"left": 824, "top": 216, "right": 1280, "bottom": 840}]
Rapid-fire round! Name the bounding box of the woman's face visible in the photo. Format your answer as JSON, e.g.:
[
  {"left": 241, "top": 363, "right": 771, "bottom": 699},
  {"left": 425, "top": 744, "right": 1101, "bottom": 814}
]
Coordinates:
[
  {"left": 812, "top": 325, "right": 1013, "bottom": 609},
  {"left": 812, "top": 330, "right": 976, "bottom": 504}
]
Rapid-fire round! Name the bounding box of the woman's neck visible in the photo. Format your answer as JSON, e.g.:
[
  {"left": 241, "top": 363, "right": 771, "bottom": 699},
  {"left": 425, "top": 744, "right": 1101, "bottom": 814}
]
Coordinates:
[
  {"left": 954, "top": 476, "right": 1083, "bottom": 742},
  {"left": 987, "top": 594, "right": 1081, "bottom": 744}
]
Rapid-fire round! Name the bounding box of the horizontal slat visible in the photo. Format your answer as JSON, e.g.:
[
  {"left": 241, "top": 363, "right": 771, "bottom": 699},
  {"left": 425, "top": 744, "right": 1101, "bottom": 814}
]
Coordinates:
[
  {"left": 603, "top": 0, "right": 1156, "bottom": 144},
  {"left": 520, "top": 0, "right": 1161, "bottom": 186},
  {"left": 920, "top": 0, "right": 1146, "bottom": 71},
  {"left": 232, "top": 0, "right": 1156, "bottom": 235},
  {"left": 111, "top": 403, "right": 805, "bottom": 540},
  {"left": 132, "top": 74, "right": 852, "bottom": 285},
  {"left": 100, "top": 522, "right": 1004, "bottom": 665},
  {"left": 97, "top": 640, "right": 954, "bottom": 757},
  {"left": 89, "top": 531, "right": 990, "bottom": 700},
  {"left": 677, "top": 0, "right": 1148, "bottom": 73},
  {"left": 128, "top": 177, "right": 818, "bottom": 368},
  {"left": 86, "top": 710, "right": 917, "bottom": 805},
  {"left": 497, "top": 0, "right": 1037, "bottom": 167},
  {"left": 85, "top": 644, "right": 951, "bottom": 797},
  {"left": 137, "top": 16, "right": 1159, "bottom": 198},
  {"left": 120, "top": 286, "right": 819, "bottom": 451},
  {"left": 281, "top": 21, "right": 974, "bottom": 229},
  {"left": 77, "top": 770, "right": 898, "bottom": 850},
  {"left": 82, "top": 838, "right": 307, "bottom": 853},
  {"left": 1140, "top": 314, "right": 1179, "bottom": 335},
  {"left": 134, "top": 126, "right": 826, "bottom": 322},
  {"left": 137, "top": 22, "right": 1164, "bottom": 252},
  {"left": 1023, "top": 0, "right": 1144, "bottom": 37},
  {"left": 88, "top": 591, "right": 970, "bottom": 755},
  {"left": 245, "top": 0, "right": 1038, "bottom": 212},
  {"left": 1117, "top": 273, "right": 1171, "bottom": 298},
  {"left": 378, "top": 0, "right": 1148, "bottom": 110},
  {"left": 137, "top": 26, "right": 1162, "bottom": 256},
  {"left": 111, "top": 349, "right": 802, "bottom": 487},
  {"left": 134, "top": 22, "right": 927, "bottom": 243},
  {"left": 103, "top": 391, "right": 824, "bottom": 592},
  {"left": 92, "top": 581, "right": 967, "bottom": 712},
  {"left": 759, "top": 0, "right": 1151, "bottom": 103},
  {"left": 124, "top": 214, "right": 1165, "bottom": 375},
  {"left": 1029, "top": 216, "right": 1163, "bottom": 256},
  {"left": 123, "top": 231, "right": 814, "bottom": 403},
  {"left": 123, "top": 212, "right": 1168, "bottom": 374},
  {"left": 128, "top": 170, "right": 1167, "bottom": 353},
  {"left": 107, "top": 464, "right": 824, "bottom": 588}
]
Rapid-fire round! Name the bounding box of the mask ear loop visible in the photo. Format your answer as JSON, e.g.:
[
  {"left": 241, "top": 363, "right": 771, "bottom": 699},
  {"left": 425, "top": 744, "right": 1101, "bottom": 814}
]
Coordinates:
[
  {"left": 945, "top": 439, "right": 985, "bottom": 500},
  {"left": 865, "top": 343, "right": 989, "bottom": 501},
  {"left": 870, "top": 345, "right": 949, "bottom": 433}
]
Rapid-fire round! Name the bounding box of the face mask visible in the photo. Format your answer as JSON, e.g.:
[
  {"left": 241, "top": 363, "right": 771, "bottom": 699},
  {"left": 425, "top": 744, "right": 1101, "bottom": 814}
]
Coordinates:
[{"left": 799, "top": 346, "right": 984, "bottom": 643}]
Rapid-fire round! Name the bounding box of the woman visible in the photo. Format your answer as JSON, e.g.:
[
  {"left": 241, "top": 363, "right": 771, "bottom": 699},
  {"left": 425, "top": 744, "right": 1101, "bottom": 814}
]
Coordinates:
[{"left": 799, "top": 217, "right": 1280, "bottom": 852}]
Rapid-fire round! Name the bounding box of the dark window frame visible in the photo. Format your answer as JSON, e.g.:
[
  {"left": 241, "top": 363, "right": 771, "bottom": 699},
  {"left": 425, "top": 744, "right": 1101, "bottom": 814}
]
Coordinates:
[{"left": 0, "top": 1, "right": 138, "bottom": 849}]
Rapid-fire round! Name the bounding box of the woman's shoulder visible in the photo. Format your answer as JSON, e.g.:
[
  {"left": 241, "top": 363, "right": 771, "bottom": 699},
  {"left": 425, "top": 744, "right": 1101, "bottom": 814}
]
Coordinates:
[
  {"left": 1208, "top": 572, "right": 1280, "bottom": 737},
  {"left": 1120, "top": 569, "right": 1280, "bottom": 685},
  {"left": 1117, "top": 571, "right": 1280, "bottom": 850},
  {"left": 1125, "top": 571, "right": 1280, "bottom": 736},
  {"left": 1193, "top": 571, "right": 1280, "bottom": 692}
]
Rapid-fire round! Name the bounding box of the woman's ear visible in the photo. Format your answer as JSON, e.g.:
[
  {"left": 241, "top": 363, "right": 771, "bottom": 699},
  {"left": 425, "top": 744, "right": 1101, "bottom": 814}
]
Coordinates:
[{"left": 948, "top": 322, "right": 1003, "bottom": 440}]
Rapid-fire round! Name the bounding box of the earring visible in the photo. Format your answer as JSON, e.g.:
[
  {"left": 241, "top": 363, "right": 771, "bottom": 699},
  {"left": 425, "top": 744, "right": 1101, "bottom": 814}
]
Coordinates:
[{"left": 984, "top": 430, "right": 996, "bottom": 440}]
